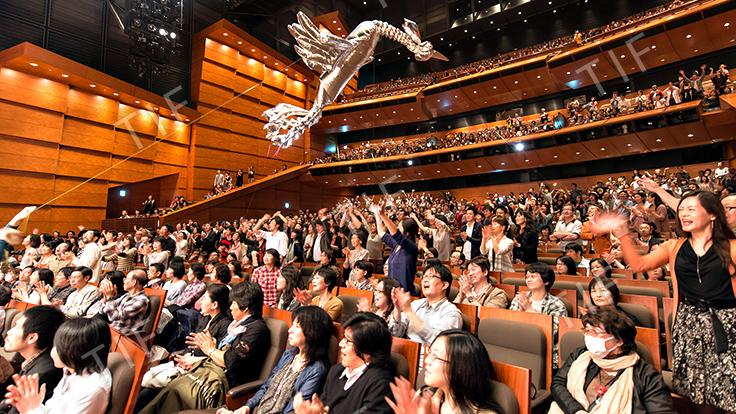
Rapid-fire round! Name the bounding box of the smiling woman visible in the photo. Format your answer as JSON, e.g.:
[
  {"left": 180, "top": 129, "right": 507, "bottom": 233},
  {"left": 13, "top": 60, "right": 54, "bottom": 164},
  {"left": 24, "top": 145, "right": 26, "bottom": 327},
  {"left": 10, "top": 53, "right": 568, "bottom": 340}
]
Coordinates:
[{"left": 591, "top": 190, "right": 736, "bottom": 411}]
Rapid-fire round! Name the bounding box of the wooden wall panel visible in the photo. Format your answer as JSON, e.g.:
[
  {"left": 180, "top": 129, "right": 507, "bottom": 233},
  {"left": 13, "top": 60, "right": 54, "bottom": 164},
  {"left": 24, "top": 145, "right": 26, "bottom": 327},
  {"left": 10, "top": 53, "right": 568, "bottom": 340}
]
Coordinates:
[
  {"left": 66, "top": 89, "right": 118, "bottom": 124},
  {"left": 237, "top": 55, "right": 265, "bottom": 80},
  {"left": 201, "top": 60, "right": 236, "bottom": 90},
  {"left": 0, "top": 102, "right": 64, "bottom": 143},
  {"left": 61, "top": 118, "right": 115, "bottom": 153},
  {"left": 0, "top": 68, "right": 68, "bottom": 113},
  {"left": 116, "top": 105, "right": 160, "bottom": 137}
]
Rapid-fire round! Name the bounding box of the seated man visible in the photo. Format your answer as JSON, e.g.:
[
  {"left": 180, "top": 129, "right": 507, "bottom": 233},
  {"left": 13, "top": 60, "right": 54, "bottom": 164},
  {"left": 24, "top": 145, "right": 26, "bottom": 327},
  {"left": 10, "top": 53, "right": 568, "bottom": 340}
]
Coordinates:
[
  {"left": 146, "top": 262, "right": 165, "bottom": 288},
  {"left": 0, "top": 305, "right": 66, "bottom": 414},
  {"left": 43, "top": 266, "right": 75, "bottom": 305},
  {"left": 100, "top": 269, "right": 150, "bottom": 338},
  {"left": 565, "top": 242, "right": 590, "bottom": 269},
  {"left": 60, "top": 266, "right": 102, "bottom": 318},
  {"left": 392, "top": 263, "right": 463, "bottom": 346}
]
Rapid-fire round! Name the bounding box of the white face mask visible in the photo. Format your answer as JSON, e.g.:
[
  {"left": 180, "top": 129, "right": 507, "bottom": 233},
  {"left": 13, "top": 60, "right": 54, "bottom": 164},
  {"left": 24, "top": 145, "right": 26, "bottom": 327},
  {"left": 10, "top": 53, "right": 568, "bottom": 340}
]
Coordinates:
[{"left": 584, "top": 334, "right": 615, "bottom": 358}]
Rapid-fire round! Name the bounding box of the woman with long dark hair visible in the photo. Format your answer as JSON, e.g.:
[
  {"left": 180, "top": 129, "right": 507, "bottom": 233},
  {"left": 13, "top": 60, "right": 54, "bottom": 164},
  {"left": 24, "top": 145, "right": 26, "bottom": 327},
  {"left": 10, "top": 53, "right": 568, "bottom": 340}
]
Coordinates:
[
  {"left": 276, "top": 266, "right": 303, "bottom": 311},
  {"left": 356, "top": 276, "right": 403, "bottom": 336},
  {"left": 514, "top": 210, "right": 539, "bottom": 264},
  {"left": 555, "top": 255, "right": 577, "bottom": 275},
  {"left": 370, "top": 199, "right": 419, "bottom": 295},
  {"left": 388, "top": 329, "right": 503, "bottom": 414},
  {"left": 217, "top": 306, "right": 332, "bottom": 414},
  {"left": 592, "top": 190, "right": 736, "bottom": 412}
]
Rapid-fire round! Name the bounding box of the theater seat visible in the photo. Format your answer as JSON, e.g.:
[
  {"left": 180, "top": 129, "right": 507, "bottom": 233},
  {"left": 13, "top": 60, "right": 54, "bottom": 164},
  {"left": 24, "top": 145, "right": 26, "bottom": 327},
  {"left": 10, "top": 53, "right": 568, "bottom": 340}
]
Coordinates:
[
  {"left": 328, "top": 335, "right": 339, "bottom": 365},
  {"left": 225, "top": 317, "right": 288, "bottom": 409},
  {"left": 390, "top": 352, "right": 410, "bottom": 380},
  {"left": 478, "top": 318, "right": 550, "bottom": 408},
  {"left": 336, "top": 295, "right": 360, "bottom": 323},
  {"left": 492, "top": 379, "right": 520, "bottom": 414},
  {"left": 619, "top": 302, "right": 655, "bottom": 328},
  {"left": 106, "top": 353, "right": 135, "bottom": 414},
  {"left": 142, "top": 289, "right": 165, "bottom": 345}
]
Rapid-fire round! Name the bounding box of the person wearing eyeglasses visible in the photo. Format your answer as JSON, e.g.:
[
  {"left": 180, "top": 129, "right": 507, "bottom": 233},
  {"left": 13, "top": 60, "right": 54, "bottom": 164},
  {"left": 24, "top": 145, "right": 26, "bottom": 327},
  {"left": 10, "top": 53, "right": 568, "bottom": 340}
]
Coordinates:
[
  {"left": 549, "top": 308, "right": 674, "bottom": 414},
  {"left": 721, "top": 194, "right": 736, "bottom": 235},
  {"left": 391, "top": 264, "right": 462, "bottom": 346},
  {"left": 387, "top": 329, "right": 503, "bottom": 414},
  {"left": 293, "top": 313, "right": 394, "bottom": 414}
]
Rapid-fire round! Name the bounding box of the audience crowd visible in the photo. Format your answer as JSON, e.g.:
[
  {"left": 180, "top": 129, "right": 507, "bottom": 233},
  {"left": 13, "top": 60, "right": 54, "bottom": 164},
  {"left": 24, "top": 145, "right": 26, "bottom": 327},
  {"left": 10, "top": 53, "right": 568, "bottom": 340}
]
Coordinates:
[
  {"left": 339, "top": 0, "right": 698, "bottom": 104},
  {"left": 1, "top": 157, "right": 736, "bottom": 412},
  {"left": 315, "top": 61, "right": 729, "bottom": 165}
]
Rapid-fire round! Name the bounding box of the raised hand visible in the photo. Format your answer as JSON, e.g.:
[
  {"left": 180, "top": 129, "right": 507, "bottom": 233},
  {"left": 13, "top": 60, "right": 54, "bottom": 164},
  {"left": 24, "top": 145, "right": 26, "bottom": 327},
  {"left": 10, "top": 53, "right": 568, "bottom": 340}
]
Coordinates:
[
  {"left": 356, "top": 297, "right": 372, "bottom": 312},
  {"left": 385, "top": 376, "right": 439, "bottom": 414},
  {"left": 293, "top": 393, "right": 329, "bottom": 414},
  {"left": 4, "top": 373, "right": 45, "bottom": 414},
  {"left": 457, "top": 274, "right": 472, "bottom": 295},
  {"left": 636, "top": 176, "right": 660, "bottom": 193},
  {"left": 393, "top": 287, "right": 413, "bottom": 313},
  {"left": 294, "top": 288, "right": 313, "bottom": 306},
  {"left": 589, "top": 212, "right": 629, "bottom": 237}
]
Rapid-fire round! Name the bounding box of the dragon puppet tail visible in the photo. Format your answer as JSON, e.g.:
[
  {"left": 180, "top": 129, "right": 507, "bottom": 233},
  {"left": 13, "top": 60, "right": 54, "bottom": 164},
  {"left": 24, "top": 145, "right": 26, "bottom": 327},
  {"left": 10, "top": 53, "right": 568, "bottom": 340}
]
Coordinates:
[{"left": 262, "top": 103, "right": 314, "bottom": 149}]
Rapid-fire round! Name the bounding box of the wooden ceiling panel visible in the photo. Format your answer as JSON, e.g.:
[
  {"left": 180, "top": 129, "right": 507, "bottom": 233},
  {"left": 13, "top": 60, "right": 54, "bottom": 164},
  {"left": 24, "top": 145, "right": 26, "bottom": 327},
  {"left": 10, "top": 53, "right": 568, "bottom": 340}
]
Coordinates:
[
  {"left": 665, "top": 21, "right": 713, "bottom": 61},
  {"left": 703, "top": 9, "right": 736, "bottom": 50},
  {"left": 603, "top": 134, "right": 646, "bottom": 155}
]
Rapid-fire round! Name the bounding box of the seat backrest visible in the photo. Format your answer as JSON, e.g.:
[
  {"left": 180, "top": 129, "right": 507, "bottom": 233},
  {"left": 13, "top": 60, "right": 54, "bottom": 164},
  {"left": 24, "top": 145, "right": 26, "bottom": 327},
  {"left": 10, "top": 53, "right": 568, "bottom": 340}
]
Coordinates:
[
  {"left": 142, "top": 288, "right": 165, "bottom": 344},
  {"left": 391, "top": 352, "right": 410, "bottom": 381},
  {"left": 328, "top": 335, "right": 339, "bottom": 365},
  {"left": 618, "top": 303, "right": 655, "bottom": 328},
  {"left": 454, "top": 302, "right": 478, "bottom": 334},
  {"left": 478, "top": 318, "right": 546, "bottom": 391},
  {"left": 3, "top": 308, "right": 19, "bottom": 337},
  {"left": 260, "top": 318, "right": 289, "bottom": 380},
  {"left": 448, "top": 286, "right": 459, "bottom": 302},
  {"left": 336, "top": 295, "right": 361, "bottom": 323},
  {"left": 106, "top": 353, "right": 134, "bottom": 414},
  {"left": 492, "top": 379, "right": 521, "bottom": 414}
]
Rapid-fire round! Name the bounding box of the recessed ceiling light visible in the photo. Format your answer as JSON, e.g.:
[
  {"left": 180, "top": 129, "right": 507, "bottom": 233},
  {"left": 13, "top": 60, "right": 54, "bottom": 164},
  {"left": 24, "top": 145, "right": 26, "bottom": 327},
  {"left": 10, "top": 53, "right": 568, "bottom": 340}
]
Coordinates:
[
  {"left": 501, "top": 162, "right": 505, "bottom": 166},
  {"left": 686, "top": 34, "right": 692, "bottom": 39},
  {"left": 627, "top": 143, "right": 632, "bottom": 147},
  {"left": 223, "top": 33, "right": 228, "bottom": 36},
  {"left": 135, "top": 100, "right": 140, "bottom": 104},
  {"left": 251, "top": 48, "right": 256, "bottom": 52},
  {"left": 113, "top": 92, "right": 119, "bottom": 96},
  {"left": 566, "top": 71, "right": 571, "bottom": 75},
  {"left": 456, "top": 168, "right": 461, "bottom": 171},
  {"left": 61, "top": 73, "right": 69, "bottom": 78},
  {"left": 89, "top": 84, "right": 96, "bottom": 88},
  {"left": 656, "top": 139, "right": 662, "bottom": 142},
  {"left": 600, "top": 147, "right": 605, "bottom": 151},
  {"left": 725, "top": 22, "right": 731, "bottom": 27},
  {"left": 332, "top": 20, "right": 337, "bottom": 23},
  {"left": 237, "top": 41, "right": 242, "bottom": 44},
  {"left": 575, "top": 151, "right": 580, "bottom": 155},
  {"left": 687, "top": 133, "right": 694, "bottom": 137},
  {"left": 553, "top": 155, "right": 558, "bottom": 158},
  {"left": 651, "top": 45, "right": 657, "bottom": 49},
  {"left": 29, "top": 62, "right": 38, "bottom": 67},
  {"left": 436, "top": 170, "right": 441, "bottom": 173}
]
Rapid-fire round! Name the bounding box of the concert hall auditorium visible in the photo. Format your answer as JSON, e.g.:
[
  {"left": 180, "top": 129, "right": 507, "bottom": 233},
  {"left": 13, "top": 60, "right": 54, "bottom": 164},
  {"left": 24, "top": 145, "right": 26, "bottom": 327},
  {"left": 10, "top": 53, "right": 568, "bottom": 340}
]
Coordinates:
[{"left": 1, "top": 0, "right": 736, "bottom": 413}]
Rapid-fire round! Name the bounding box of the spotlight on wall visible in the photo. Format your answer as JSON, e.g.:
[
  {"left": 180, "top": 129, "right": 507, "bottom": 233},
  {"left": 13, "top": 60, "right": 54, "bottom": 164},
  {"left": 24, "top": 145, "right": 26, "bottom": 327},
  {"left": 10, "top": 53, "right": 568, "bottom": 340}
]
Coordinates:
[{"left": 119, "top": 189, "right": 127, "bottom": 197}]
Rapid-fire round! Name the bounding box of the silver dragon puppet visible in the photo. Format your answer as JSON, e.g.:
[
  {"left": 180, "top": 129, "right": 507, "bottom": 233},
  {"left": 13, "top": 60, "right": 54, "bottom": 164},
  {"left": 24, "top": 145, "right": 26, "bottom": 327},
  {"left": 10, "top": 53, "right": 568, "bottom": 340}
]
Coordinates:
[{"left": 263, "top": 11, "right": 448, "bottom": 149}]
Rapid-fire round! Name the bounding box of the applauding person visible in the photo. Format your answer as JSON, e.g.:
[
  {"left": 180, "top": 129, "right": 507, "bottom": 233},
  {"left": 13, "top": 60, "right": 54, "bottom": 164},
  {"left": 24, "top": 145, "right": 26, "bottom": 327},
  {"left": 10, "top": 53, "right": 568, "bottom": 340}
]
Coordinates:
[{"left": 454, "top": 256, "right": 508, "bottom": 308}]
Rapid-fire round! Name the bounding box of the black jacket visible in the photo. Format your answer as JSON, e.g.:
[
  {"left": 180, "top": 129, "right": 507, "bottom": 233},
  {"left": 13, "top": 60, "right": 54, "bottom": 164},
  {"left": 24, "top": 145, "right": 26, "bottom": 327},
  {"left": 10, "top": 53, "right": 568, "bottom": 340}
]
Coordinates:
[
  {"left": 551, "top": 347, "right": 675, "bottom": 414},
  {"left": 321, "top": 363, "right": 394, "bottom": 414},
  {"left": 200, "top": 231, "right": 219, "bottom": 255},
  {"left": 456, "top": 221, "right": 482, "bottom": 259},
  {"left": 306, "top": 231, "right": 332, "bottom": 263},
  {"left": 223, "top": 316, "right": 270, "bottom": 388},
  {"left": 0, "top": 349, "right": 62, "bottom": 414},
  {"left": 514, "top": 226, "right": 539, "bottom": 264}
]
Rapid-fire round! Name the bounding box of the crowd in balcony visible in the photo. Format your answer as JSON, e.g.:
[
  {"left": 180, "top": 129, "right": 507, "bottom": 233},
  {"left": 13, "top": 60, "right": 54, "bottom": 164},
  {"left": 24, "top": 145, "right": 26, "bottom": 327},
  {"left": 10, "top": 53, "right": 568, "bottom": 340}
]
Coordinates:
[
  {"left": 315, "top": 62, "right": 730, "bottom": 165},
  {"left": 337, "top": 0, "right": 699, "bottom": 105}
]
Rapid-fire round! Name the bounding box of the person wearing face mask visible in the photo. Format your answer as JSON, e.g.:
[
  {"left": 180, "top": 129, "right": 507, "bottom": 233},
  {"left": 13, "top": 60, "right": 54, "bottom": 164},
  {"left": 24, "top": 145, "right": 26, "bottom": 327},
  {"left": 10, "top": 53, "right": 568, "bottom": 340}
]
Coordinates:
[{"left": 550, "top": 308, "right": 674, "bottom": 414}]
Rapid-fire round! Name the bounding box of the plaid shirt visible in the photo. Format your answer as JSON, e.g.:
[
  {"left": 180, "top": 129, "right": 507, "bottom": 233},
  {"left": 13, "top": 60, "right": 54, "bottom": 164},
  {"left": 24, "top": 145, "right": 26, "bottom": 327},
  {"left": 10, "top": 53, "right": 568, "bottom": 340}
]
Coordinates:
[
  {"left": 103, "top": 290, "right": 149, "bottom": 337},
  {"left": 252, "top": 265, "right": 281, "bottom": 306},
  {"left": 175, "top": 278, "right": 206, "bottom": 308}
]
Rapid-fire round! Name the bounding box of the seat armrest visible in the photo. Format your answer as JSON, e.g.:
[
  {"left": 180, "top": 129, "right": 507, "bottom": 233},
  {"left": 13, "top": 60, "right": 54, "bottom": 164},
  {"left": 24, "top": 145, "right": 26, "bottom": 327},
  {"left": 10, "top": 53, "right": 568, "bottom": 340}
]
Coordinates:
[{"left": 226, "top": 380, "right": 265, "bottom": 410}]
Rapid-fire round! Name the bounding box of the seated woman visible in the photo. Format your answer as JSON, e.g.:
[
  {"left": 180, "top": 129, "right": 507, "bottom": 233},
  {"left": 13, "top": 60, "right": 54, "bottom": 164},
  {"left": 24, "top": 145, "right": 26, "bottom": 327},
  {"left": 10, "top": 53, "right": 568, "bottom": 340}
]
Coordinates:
[
  {"left": 4, "top": 316, "right": 112, "bottom": 413},
  {"left": 182, "top": 284, "right": 233, "bottom": 354},
  {"left": 555, "top": 255, "right": 578, "bottom": 275},
  {"left": 85, "top": 270, "right": 125, "bottom": 316},
  {"left": 510, "top": 262, "right": 568, "bottom": 368},
  {"left": 356, "top": 276, "right": 403, "bottom": 336},
  {"left": 346, "top": 260, "right": 373, "bottom": 291},
  {"left": 217, "top": 306, "right": 333, "bottom": 414},
  {"left": 454, "top": 256, "right": 508, "bottom": 308},
  {"left": 138, "top": 282, "right": 270, "bottom": 413},
  {"left": 580, "top": 274, "right": 642, "bottom": 327},
  {"left": 295, "top": 267, "right": 343, "bottom": 321},
  {"left": 275, "top": 266, "right": 304, "bottom": 311},
  {"left": 550, "top": 308, "right": 674, "bottom": 414},
  {"left": 387, "top": 329, "right": 502, "bottom": 414},
  {"left": 294, "top": 313, "right": 394, "bottom": 414}
]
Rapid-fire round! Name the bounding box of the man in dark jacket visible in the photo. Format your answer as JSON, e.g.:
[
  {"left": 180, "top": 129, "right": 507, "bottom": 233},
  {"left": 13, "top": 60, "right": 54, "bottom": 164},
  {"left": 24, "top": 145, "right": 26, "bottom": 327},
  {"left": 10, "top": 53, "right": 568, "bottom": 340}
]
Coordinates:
[
  {"left": 0, "top": 306, "right": 66, "bottom": 414},
  {"left": 306, "top": 220, "right": 332, "bottom": 263},
  {"left": 551, "top": 308, "right": 675, "bottom": 414}
]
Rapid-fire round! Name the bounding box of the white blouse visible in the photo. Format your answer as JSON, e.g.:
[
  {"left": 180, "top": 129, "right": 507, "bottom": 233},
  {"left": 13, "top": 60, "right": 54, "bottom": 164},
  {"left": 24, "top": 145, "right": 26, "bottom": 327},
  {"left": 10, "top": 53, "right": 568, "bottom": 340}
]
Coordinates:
[{"left": 28, "top": 369, "right": 111, "bottom": 414}]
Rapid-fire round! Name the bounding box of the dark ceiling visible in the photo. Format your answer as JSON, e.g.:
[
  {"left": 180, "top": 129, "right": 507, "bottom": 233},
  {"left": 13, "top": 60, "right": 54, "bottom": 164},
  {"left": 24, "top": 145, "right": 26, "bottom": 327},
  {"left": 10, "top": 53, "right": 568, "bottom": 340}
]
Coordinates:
[{"left": 0, "top": 0, "right": 673, "bottom": 102}]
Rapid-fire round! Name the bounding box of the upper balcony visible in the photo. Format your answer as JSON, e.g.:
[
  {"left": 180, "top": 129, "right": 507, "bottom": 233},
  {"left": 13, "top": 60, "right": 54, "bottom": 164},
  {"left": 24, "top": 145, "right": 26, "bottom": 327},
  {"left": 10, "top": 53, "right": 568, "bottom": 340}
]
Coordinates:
[{"left": 313, "top": 0, "right": 735, "bottom": 134}]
